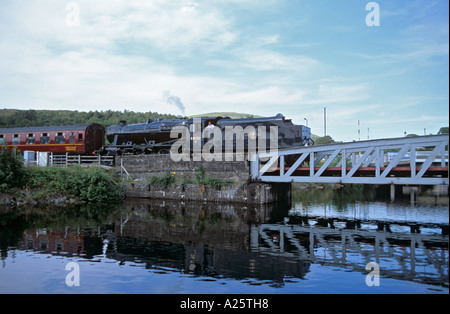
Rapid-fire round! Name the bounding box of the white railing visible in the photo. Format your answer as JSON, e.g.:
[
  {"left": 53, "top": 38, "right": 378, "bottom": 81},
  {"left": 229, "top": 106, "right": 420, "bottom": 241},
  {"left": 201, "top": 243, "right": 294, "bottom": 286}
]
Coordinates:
[
  {"left": 119, "top": 158, "right": 132, "bottom": 180},
  {"left": 47, "top": 153, "right": 114, "bottom": 167},
  {"left": 250, "top": 135, "right": 449, "bottom": 185}
]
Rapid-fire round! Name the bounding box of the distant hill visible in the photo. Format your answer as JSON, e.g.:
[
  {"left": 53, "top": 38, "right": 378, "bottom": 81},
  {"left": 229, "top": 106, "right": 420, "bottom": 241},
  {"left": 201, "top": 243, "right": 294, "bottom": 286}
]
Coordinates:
[
  {"left": 0, "top": 109, "right": 20, "bottom": 117},
  {"left": 188, "top": 112, "right": 263, "bottom": 119},
  {"left": 0, "top": 108, "right": 181, "bottom": 128}
]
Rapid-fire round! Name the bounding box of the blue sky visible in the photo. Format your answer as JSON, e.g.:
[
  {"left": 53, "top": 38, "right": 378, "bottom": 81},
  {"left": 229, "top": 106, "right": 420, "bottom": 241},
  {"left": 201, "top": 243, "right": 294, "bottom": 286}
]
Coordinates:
[{"left": 0, "top": 0, "right": 448, "bottom": 142}]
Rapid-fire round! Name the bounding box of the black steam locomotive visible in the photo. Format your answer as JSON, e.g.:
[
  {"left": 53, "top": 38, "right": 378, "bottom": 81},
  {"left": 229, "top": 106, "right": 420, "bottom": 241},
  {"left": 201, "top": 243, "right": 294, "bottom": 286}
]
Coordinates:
[{"left": 101, "top": 114, "right": 313, "bottom": 156}]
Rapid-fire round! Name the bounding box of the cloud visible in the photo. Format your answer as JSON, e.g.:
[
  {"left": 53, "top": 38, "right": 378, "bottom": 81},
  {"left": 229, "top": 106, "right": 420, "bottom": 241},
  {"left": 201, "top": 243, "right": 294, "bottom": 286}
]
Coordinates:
[
  {"left": 78, "top": 0, "right": 236, "bottom": 52},
  {"left": 0, "top": 1, "right": 238, "bottom": 54},
  {"left": 236, "top": 48, "right": 319, "bottom": 72}
]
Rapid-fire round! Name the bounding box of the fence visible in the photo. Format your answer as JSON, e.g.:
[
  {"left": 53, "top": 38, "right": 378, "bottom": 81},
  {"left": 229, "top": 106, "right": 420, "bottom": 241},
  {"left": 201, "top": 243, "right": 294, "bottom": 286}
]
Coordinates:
[{"left": 23, "top": 152, "right": 114, "bottom": 167}]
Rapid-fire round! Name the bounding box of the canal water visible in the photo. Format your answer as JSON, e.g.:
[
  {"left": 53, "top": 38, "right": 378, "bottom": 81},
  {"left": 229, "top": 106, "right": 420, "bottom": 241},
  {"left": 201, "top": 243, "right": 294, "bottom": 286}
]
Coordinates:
[{"left": 0, "top": 185, "right": 448, "bottom": 294}]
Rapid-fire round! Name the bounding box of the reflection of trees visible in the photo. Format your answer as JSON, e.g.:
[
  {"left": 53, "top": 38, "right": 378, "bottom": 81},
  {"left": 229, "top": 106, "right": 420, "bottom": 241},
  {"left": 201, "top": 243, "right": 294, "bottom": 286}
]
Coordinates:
[
  {"left": 291, "top": 184, "right": 378, "bottom": 211},
  {"left": 332, "top": 184, "right": 376, "bottom": 210},
  {"left": 0, "top": 209, "right": 29, "bottom": 261}
]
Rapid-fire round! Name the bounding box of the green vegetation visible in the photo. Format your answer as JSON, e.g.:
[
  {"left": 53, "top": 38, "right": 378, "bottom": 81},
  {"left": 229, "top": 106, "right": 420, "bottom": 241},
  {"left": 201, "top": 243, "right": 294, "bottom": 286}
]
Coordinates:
[
  {"left": 0, "top": 108, "right": 183, "bottom": 129},
  {"left": 1, "top": 150, "right": 123, "bottom": 204},
  {"left": 25, "top": 166, "right": 123, "bottom": 203},
  {"left": 147, "top": 171, "right": 177, "bottom": 189},
  {"left": 438, "top": 127, "right": 449, "bottom": 135},
  {"left": 313, "top": 135, "right": 336, "bottom": 145},
  {"left": 193, "top": 166, "right": 234, "bottom": 189},
  {"left": 146, "top": 166, "right": 234, "bottom": 190},
  {"left": 0, "top": 147, "right": 26, "bottom": 191}
]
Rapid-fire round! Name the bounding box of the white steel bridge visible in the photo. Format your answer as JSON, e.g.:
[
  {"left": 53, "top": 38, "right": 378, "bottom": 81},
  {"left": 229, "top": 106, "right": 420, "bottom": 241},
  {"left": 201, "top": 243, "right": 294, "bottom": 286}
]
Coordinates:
[{"left": 250, "top": 134, "right": 449, "bottom": 186}]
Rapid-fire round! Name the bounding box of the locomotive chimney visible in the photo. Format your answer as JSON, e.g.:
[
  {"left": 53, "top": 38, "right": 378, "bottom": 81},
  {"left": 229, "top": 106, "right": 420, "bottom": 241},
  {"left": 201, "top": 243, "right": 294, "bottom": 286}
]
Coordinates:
[{"left": 119, "top": 120, "right": 127, "bottom": 126}]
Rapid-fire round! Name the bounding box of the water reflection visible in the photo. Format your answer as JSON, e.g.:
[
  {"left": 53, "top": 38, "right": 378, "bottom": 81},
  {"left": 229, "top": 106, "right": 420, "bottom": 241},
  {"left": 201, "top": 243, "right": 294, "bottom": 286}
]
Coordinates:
[{"left": 0, "top": 191, "right": 448, "bottom": 293}]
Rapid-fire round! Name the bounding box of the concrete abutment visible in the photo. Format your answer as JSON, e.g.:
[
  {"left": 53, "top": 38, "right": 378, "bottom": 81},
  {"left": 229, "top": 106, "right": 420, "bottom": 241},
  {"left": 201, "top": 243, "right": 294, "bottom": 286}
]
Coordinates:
[{"left": 116, "top": 154, "right": 291, "bottom": 205}]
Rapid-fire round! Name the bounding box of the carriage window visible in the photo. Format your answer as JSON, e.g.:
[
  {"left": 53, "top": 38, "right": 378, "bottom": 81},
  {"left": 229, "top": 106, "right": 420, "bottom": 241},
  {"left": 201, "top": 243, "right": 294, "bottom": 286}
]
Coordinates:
[
  {"left": 26, "top": 133, "right": 35, "bottom": 144},
  {"left": 40, "top": 133, "right": 50, "bottom": 144},
  {"left": 55, "top": 132, "right": 65, "bottom": 144},
  {"left": 12, "top": 134, "right": 20, "bottom": 145},
  {"left": 0, "top": 135, "right": 4, "bottom": 144},
  {"left": 78, "top": 133, "right": 83, "bottom": 141},
  {"left": 69, "top": 132, "right": 76, "bottom": 144}
]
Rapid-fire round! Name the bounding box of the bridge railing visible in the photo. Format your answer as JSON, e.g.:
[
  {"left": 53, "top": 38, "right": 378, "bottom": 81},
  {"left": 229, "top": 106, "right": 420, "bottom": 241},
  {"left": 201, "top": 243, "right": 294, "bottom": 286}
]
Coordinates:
[{"left": 250, "top": 135, "right": 449, "bottom": 185}]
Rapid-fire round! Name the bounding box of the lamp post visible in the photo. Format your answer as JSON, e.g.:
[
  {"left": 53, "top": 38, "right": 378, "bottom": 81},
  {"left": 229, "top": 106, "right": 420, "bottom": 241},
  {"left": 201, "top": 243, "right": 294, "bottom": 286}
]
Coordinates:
[
  {"left": 304, "top": 118, "right": 308, "bottom": 127},
  {"left": 323, "top": 107, "right": 327, "bottom": 137}
]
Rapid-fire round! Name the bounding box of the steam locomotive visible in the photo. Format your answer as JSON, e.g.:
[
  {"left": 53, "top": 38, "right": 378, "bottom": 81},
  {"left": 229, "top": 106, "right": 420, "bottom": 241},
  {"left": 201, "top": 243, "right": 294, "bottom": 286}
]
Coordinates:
[{"left": 101, "top": 114, "right": 313, "bottom": 156}]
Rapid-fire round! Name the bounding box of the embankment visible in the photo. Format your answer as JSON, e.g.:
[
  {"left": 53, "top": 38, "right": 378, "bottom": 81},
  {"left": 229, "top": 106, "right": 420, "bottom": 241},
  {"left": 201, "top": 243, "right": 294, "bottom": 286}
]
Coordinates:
[{"left": 117, "top": 155, "right": 290, "bottom": 204}]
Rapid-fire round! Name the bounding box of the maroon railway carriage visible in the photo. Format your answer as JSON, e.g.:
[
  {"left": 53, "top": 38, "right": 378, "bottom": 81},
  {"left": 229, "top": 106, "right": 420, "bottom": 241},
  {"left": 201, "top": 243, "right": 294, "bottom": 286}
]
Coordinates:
[{"left": 0, "top": 124, "right": 105, "bottom": 154}]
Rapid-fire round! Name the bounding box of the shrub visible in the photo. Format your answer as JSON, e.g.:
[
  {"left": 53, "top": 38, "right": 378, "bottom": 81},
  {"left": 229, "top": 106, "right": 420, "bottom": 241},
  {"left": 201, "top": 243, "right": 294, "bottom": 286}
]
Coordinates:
[
  {"left": 147, "top": 171, "right": 176, "bottom": 188},
  {"left": 25, "top": 166, "right": 123, "bottom": 203},
  {"left": 0, "top": 147, "right": 26, "bottom": 191},
  {"left": 194, "top": 166, "right": 233, "bottom": 189}
]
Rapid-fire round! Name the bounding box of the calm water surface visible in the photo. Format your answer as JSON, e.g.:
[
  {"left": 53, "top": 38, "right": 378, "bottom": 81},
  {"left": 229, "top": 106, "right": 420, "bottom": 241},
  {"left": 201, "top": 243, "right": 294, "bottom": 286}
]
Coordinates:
[{"left": 0, "top": 185, "right": 448, "bottom": 294}]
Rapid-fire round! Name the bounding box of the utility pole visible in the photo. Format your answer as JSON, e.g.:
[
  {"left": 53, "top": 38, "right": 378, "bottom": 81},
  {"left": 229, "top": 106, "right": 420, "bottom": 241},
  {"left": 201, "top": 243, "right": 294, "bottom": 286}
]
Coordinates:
[
  {"left": 323, "top": 107, "right": 327, "bottom": 137},
  {"left": 358, "top": 120, "right": 360, "bottom": 141}
]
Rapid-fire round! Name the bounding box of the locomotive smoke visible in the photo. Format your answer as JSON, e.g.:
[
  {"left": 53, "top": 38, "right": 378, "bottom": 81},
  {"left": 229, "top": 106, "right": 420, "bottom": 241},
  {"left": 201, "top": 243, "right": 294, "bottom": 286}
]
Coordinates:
[{"left": 163, "top": 90, "right": 186, "bottom": 116}]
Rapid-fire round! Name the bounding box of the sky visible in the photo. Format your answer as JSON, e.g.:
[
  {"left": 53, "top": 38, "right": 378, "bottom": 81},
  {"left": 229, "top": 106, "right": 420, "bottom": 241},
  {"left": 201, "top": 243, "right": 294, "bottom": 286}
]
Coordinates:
[{"left": 0, "top": 0, "right": 448, "bottom": 142}]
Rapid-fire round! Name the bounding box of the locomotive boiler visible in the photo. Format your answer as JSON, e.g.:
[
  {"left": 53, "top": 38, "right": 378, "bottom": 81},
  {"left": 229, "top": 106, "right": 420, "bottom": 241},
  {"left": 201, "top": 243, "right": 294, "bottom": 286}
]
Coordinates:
[{"left": 102, "top": 114, "right": 313, "bottom": 156}]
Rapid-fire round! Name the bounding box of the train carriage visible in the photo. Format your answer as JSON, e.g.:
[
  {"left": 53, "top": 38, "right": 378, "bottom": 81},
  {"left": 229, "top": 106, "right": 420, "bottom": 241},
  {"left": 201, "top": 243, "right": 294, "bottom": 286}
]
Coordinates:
[{"left": 0, "top": 124, "right": 105, "bottom": 154}]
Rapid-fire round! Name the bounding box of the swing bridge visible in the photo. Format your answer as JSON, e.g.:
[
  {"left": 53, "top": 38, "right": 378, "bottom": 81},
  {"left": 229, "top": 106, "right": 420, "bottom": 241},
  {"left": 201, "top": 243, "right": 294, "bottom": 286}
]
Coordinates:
[{"left": 250, "top": 135, "right": 449, "bottom": 187}]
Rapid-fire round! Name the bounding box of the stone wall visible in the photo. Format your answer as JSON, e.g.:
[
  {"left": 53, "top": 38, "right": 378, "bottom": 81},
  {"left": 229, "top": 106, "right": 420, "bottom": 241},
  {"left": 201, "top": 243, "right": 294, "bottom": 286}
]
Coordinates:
[
  {"left": 116, "top": 155, "right": 290, "bottom": 204},
  {"left": 117, "top": 154, "right": 250, "bottom": 183}
]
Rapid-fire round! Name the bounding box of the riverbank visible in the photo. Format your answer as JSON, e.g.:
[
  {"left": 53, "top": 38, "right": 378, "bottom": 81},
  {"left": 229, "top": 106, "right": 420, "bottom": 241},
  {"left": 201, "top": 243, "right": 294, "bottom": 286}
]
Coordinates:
[
  {"left": 0, "top": 165, "right": 124, "bottom": 208},
  {"left": 0, "top": 189, "right": 90, "bottom": 207}
]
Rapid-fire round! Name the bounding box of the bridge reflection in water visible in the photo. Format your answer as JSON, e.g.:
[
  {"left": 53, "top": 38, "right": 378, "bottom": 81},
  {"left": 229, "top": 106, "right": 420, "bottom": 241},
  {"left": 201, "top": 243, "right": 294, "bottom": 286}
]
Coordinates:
[
  {"left": 15, "top": 198, "right": 449, "bottom": 290},
  {"left": 252, "top": 222, "right": 448, "bottom": 286}
]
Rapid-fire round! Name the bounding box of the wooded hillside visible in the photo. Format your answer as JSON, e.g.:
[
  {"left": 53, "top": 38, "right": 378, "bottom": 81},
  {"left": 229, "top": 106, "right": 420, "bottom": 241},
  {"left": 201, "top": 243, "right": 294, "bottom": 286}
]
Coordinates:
[{"left": 0, "top": 109, "right": 183, "bottom": 128}]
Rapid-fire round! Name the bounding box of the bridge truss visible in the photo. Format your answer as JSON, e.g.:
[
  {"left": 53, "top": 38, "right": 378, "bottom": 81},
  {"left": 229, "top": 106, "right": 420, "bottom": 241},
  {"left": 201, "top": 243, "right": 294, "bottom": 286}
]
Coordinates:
[{"left": 250, "top": 135, "right": 449, "bottom": 185}]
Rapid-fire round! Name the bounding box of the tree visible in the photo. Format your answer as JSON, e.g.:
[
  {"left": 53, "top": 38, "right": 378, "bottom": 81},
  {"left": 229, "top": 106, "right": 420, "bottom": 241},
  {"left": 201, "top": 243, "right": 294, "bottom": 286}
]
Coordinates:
[
  {"left": 0, "top": 147, "right": 26, "bottom": 191},
  {"left": 438, "top": 127, "right": 449, "bottom": 135},
  {"left": 314, "top": 135, "right": 335, "bottom": 145}
]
